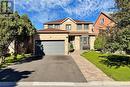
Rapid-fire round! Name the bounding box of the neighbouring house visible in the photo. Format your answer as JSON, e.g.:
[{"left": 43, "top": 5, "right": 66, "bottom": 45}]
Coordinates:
[
  {"left": 34, "top": 17, "right": 96, "bottom": 55},
  {"left": 94, "top": 12, "right": 115, "bottom": 34}
]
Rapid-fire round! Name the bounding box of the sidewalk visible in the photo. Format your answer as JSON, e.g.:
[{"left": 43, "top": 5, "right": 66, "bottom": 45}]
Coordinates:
[
  {"left": 1, "top": 81, "right": 130, "bottom": 87},
  {"left": 70, "top": 50, "right": 113, "bottom": 81}
]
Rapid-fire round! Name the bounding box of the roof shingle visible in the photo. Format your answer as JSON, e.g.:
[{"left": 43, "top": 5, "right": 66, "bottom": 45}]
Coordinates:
[
  {"left": 37, "top": 28, "right": 69, "bottom": 34},
  {"left": 37, "top": 28, "right": 97, "bottom": 35},
  {"left": 44, "top": 18, "right": 93, "bottom": 24}
]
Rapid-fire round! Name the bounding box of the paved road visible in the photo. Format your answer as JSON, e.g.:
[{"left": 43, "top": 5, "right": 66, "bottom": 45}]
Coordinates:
[{"left": 0, "top": 55, "right": 86, "bottom": 82}]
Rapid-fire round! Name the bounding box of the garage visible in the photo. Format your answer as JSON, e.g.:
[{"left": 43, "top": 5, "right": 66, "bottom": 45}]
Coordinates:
[
  {"left": 34, "top": 29, "right": 69, "bottom": 55},
  {"left": 35, "top": 40, "right": 65, "bottom": 55}
]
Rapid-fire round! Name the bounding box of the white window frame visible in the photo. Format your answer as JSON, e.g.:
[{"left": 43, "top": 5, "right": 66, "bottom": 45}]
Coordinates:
[
  {"left": 66, "top": 24, "right": 71, "bottom": 30},
  {"left": 100, "top": 18, "right": 104, "bottom": 25}
]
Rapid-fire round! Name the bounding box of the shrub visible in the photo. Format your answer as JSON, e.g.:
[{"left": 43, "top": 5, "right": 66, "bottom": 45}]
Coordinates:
[
  {"left": 126, "top": 42, "right": 130, "bottom": 54},
  {"left": 4, "top": 54, "right": 31, "bottom": 63},
  {"left": 5, "top": 55, "right": 15, "bottom": 63},
  {"left": 69, "top": 43, "right": 74, "bottom": 52},
  {"left": 94, "top": 35, "right": 106, "bottom": 51}
]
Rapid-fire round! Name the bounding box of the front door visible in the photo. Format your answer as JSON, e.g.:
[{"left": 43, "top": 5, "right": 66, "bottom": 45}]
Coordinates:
[{"left": 80, "top": 36, "right": 89, "bottom": 50}]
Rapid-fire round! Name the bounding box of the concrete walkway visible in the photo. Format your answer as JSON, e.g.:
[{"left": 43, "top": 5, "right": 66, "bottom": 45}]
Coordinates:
[{"left": 70, "top": 50, "right": 113, "bottom": 81}]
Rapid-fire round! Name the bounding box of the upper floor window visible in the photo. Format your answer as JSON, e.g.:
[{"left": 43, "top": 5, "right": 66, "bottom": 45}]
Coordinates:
[
  {"left": 100, "top": 18, "right": 104, "bottom": 25},
  {"left": 55, "top": 24, "right": 60, "bottom": 29},
  {"left": 48, "top": 24, "right": 53, "bottom": 28},
  {"left": 106, "top": 26, "right": 110, "bottom": 32},
  {"left": 99, "top": 29, "right": 105, "bottom": 33},
  {"left": 77, "top": 24, "right": 82, "bottom": 30},
  {"left": 66, "top": 24, "right": 71, "bottom": 30},
  {"left": 84, "top": 24, "right": 89, "bottom": 30},
  {"left": 92, "top": 28, "right": 94, "bottom": 32}
]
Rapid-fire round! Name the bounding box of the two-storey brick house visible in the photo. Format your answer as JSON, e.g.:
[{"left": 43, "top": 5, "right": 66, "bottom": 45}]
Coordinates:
[{"left": 34, "top": 17, "right": 96, "bottom": 55}]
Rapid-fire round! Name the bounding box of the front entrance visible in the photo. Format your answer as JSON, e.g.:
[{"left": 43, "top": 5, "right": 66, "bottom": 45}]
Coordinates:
[
  {"left": 68, "top": 36, "right": 75, "bottom": 52},
  {"left": 80, "top": 36, "right": 90, "bottom": 50}
]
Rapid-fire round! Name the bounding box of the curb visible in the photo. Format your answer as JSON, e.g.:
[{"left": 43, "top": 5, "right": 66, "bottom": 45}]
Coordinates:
[{"left": 0, "top": 81, "right": 130, "bottom": 87}]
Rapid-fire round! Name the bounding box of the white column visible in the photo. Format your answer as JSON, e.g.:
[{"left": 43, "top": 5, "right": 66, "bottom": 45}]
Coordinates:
[
  {"left": 74, "top": 36, "right": 80, "bottom": 50},
  {"left": 89, "top": 36, "right": 96, "bottom": 50}
]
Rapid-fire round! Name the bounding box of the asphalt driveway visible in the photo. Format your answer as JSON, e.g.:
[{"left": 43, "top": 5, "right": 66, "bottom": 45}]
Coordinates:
[{"left": 0, "top": 55, "right": 86, "bottom": 82}]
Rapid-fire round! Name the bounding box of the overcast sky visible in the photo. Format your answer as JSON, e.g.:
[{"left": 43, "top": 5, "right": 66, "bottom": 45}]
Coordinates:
[{"left": 14, "top": 0, "right": 116, "bottom": 29}]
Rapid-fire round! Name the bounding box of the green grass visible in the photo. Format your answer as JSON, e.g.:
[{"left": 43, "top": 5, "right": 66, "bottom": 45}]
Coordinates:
[
  {"left": 81, "top": 51, "right": 130, "bottom": 81},
  {"left": 0, "top": 54, "right": 31, "bottom": 68},
  {"left": 6, "top": 54, "right": 31, "bottom": 63}
]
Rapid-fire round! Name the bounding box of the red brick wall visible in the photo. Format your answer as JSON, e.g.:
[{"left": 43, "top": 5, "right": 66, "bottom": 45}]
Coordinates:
[{"left": 94, "top": 13, "right": 114, "bottom": 34}]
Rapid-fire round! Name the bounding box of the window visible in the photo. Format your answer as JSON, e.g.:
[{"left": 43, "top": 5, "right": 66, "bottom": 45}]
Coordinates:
[
  {"left": 106, "top": 26, "right": 110, "bottom": 32},
  {"left": 77, "top": 24, "right": 82, "bottom": 30},
  {"left": 92, "top": 28, "right": 94, "bottom": 32},
  {"left": 66, "top": 24, "right": 71, "bottom": 30},
  {"left": 84, "top": 24, "right": 89, "bottom": 30},
  {"left": 48, "top": 24, "right": 53, "bottom": 28},
  {"left": 55, "top": 24, "right": 60, "bottom": 29},
  {"left": 99, "top": 29, "right": 105, "bottom": 33},
  {"left": 100, "top": 18, "right": 104, "bottom": 25}
]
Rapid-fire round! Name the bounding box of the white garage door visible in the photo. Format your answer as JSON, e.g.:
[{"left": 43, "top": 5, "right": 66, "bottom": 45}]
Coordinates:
[{"left": 41, "top": 40, "right": 65, "bottom": 55}]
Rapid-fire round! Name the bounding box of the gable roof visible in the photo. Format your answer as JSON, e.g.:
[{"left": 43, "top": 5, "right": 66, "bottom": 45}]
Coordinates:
[
  {"left": 94, "top": 12, "right": 115, "bottom": 26},
  {"left": 44, "top": 17, "right": 93, "bottom": 25},
  {"left": 101, "top": 12, "right": 114, "bottom": 21}
]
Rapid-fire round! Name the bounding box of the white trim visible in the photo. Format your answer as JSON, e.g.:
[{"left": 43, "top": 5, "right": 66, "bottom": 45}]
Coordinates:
[{"left": 61, "top": 17, "right": 76, "bottom": 24}]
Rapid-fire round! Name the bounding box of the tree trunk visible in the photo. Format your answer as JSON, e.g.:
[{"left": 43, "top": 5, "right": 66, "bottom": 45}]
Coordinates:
[{"left": 1, "top": 56, "right": 6, "bottom": 65}]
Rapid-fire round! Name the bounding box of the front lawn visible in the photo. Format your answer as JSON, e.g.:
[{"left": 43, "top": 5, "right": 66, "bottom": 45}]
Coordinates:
[{"left": 81, "top": 51, "right": 130, "bottom": 81}]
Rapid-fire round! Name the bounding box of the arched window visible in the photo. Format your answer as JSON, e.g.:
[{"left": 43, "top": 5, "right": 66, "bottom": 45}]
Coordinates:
[{"left": 100, "top": 18, "right": 104, "bottom": 25}]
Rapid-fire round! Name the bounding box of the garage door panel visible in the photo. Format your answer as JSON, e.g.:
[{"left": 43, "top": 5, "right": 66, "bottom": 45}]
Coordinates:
[{"left": 41, "top": 41, "right": 65, "bottom": 55}]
